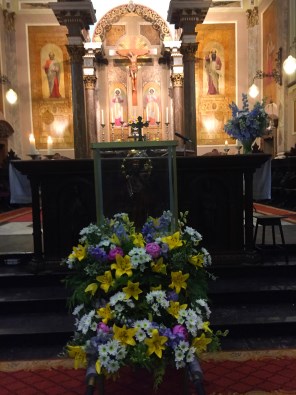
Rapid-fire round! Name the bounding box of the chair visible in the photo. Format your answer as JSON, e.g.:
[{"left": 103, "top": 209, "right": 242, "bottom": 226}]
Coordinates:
[{"left": 253, "top": 212, "right": 288, "bottom": 263}]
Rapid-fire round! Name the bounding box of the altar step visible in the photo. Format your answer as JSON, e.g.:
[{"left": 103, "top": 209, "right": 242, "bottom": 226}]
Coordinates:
[
  {"left": 208, "top": 262, "right": 296, "bottom": 350},
  {"left": 0, "top": 259, "right": 296, "bottom": 360}
]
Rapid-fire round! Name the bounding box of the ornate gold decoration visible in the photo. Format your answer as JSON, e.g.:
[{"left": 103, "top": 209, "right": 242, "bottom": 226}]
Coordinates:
[
  {"left": 171, "top": 73, "right": 184, "bottom": 88},
  {"left": 83, "top": 75, "right": 97, "bottom": 89},
  {"left": 93, "top": 4, "right": 171, "bottom": 42},
  {"left": 246, "top": 7, "right": 259, "bottom": 28},
  {"left": 180, "top": 43, "right": 198, "bottom": 61},
  {"left": 3, "top": 10, "right": 15, "bottom": 32},
  {"left": 41, "top": 110, "right": 55, "bottom": 125},
  {"left": 66, "top": 45, "right": 86, "bottom": 63}
]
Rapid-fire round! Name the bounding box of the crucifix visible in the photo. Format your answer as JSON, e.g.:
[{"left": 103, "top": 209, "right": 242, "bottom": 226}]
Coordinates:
[{"left": 116, "top": 48, "right": 149, "bottom": 106}]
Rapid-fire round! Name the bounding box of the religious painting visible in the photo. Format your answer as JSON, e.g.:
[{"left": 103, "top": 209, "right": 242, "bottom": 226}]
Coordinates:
[
  {"left": 109, "top": 83, "right": 127, "bottom": 127},
  {"left": 28, "top": 26, "right": 73, "bottom": 150},
  {"left": 41, "top": 44, "right": 64, "bottom": 99},
  {"left": 143, "top": 83, "right": 161, "bottom": 126},
  {"left": 196, "top": 23, "right": 236, "bottom": 145},
  {"left": 262, "top": 1, "right": 277, "bottom": 103}
]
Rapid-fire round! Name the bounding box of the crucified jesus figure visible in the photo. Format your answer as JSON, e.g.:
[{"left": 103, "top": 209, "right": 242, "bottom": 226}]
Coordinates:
[{"left": 117, "top": 48, "right": 150, "bottom": 92}]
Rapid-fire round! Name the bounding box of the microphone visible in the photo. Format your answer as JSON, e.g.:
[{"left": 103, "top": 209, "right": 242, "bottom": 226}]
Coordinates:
[{"left": 175, "top": 132, "right": 192, "bottom": 143}]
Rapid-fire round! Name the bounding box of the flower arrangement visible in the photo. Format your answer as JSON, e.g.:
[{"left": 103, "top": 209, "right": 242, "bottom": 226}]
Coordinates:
[
  {"left": 64, "top": 211, "right": 226, "bottom": 390},
  {"left": 224, "top": 93, "right": 268, "bottom": 142}
]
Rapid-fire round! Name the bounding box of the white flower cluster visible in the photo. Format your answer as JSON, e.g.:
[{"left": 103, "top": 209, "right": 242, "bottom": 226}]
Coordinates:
[
  {"left": 146, "top": 290, "right": 169, "bottom": 315},
  {"left": 109, "top": 292, "right": 135, "bottom": 323},
  {"left": 174, "top": 340, "right": 196, "bottom": 369},
  {"left": 79, "top": 224, "right": 101, "bottom": 243},
  {"left": 129, "top": 247, "right": 151, "bottom": 271},
  {"left": 76, "top": 309, "right": 96, "bottom": 334},
  {"left": 201, "top": 247, "right": 212, "bottom": 267},
  {"left": 97, "top": 339, "right": 127, "bottom": 374},
  {"left": 184, "top": 226, "right": 202, "bottom": 246},
  {"left": 133, "top": 319, "right": 153, "bottom": 342},
  {"left": 177, "top": 308, "right": 203, "bottom": 337}
]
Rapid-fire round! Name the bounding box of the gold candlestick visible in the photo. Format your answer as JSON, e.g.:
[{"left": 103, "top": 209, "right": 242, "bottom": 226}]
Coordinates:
[
  {"left": 165, "top": 122, "right": 170, "bottom": 140},
  {"left": 111, "top": 122, "right": 115, "bottom": 142},
  {"left": 120, "top": 121, "right": 124, "bottom": 141},
  {"left": 101, "top": 124, "right": 105, "bottom": 142},
  {"left": 156, "top": 121, "right": 160, "bottom": 140}
]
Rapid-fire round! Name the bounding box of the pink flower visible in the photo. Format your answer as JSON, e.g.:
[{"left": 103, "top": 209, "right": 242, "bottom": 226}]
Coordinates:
[
  {"left": 172, "top": 325, "right": 188, "bottom": 339},
  {"left": 108, "top": 247, "right": 123, "bottom": 261},
  {"left": 145, "top": 242, "right": 161, "bottom": 258},
  {"left": 98, "top": 322, "right": 110, "bottom": 333}
]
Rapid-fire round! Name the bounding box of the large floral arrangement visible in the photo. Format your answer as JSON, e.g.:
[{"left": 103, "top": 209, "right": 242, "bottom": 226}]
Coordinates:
[
  {"left": 63, "top": 211, "right": 225, "bottom": 389},
  {"left": 224, "top": 93, "right": 268, "bottom": 141}
]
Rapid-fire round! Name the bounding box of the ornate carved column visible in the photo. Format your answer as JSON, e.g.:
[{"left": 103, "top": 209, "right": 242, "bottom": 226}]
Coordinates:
[
  {"left": 49, "top": 2, "right": 96, "bottom": 159},
  {"left": 84, "top": 75, "right": 97, "bottom": 156},
  {"left": 167, "top": 1, "right": 211, "bottom": 154}
]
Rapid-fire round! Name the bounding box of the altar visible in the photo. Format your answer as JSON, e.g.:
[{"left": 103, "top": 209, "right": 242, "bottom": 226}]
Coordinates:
[{"left": 12, "top": 154, "right": 270, "bottom": 265}]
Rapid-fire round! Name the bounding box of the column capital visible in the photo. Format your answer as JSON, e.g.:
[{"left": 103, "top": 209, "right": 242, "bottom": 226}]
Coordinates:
[
  {"left": 67, "top": 45, "right": 86, "bottom": 64},
  {"left": 3, "top": 10, "right": 15, "bottom": 32},
  {"left": 171, "top": 73, "right": 184, "bottom": 87},
  {"left": 83, "top": 75, "right": 97, "bottom": 90},
  {"left": 180, "top": 42, "right": 198, "bottom": 61}
]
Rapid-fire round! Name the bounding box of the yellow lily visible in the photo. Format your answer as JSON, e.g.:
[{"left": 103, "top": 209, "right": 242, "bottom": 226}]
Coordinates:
[
  {"left": 167, "top": 300, "right": 187, "bottom": 319},
  {"left": 113, "top": 324, "right": 138, "bottom": 346},
  {"left": 111, "top": 254, "right": 133, "bottom": 278},
  {"left": 110, "top": 233, "right": 120, "bottom": 245},
  {"left": 67, "top": 345, "right": 87, "bottom": 369},
  {"left": 169, "top": 271, "right": 189, "bottom": 294},
  {"left": 161, "top": 232, "right": 183, "bottom": 250},
  {"left": 123, "top": 280, "right": 143, "bottom": 300},
  {"left": 84, "top": 282, "right": 98, "bottom": 296},
  {"left": 132, "top": 232, "right": 145, "bottom": 248},
  {"left": 188, "top": 254, "right": 204, "bottom": 268},
  {"left": 68, "top": 244, "right": 86, "bottom": 261},
  {"left": 97, "top": 303, "right": 113, "bottom": 324},
  {"left": 96, "top": 270, "right": 114, "bottom": 293},
  {"left": 145, "top": 329, "right": 168, "bottom": 358},
  {"left": 202, "top": 321, "right": 213, "bottom": 333},
  {"left": 151, "top": 257, "right": 167, "bottom": 274},
  {"left": 192, "top": 333, "right": 212, "bottom": 354}
]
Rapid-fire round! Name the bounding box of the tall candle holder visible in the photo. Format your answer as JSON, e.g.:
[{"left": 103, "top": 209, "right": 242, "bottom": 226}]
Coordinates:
[
  {"left": 156, "top": 121, "right": 161, "bottom": 140},
  {"left": 120, "top": 121, "right": 125, "bottom": 141},
  {"left": 101, "top": 124, "right": 105, "bottom": 142},
  {"left": 224, "top": 146, "right": 230, "bottom": 155},
  {"left": 110, "top": 122, "right": 115, "bottom": 142},
  {"left": 165, "top": 122, "right": 170, "bottom": 140}
]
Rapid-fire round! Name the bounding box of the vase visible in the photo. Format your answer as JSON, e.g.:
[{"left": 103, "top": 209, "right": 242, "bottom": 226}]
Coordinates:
[{"left": 242, "top": 139, "right": 255, "bottom": 154}]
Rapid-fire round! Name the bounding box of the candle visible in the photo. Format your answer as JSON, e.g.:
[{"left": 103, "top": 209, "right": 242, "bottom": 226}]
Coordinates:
[
  {"left": 157, "top": 107, "right": 160, "bottom": 123},
  {"left": 146, "top": 107, "right": 149, "bottom": 121},
  {"left": 101, "top": 109, "right": 104, "bottom": 125},
  {"left": 165, "top": 107, "right": 169, "bottom": 124},
  {"left": 225, "top": 140, "right": 228, "bottom": 146},
  {"left": 111, "top": 109, "right": 114, "bottom": 123},
  {"left": 29, "top": 133, "right": 37, "bottom": 154},
  {"left": 47, "top": 136, "right": 53, "bottom": 155}
]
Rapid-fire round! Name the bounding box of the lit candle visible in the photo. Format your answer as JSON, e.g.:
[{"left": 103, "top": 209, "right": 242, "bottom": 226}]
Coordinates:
[
  {"left": 165, "top": 107, "right": 169, "bottom": 123},
  {"left": 47, "top": 136, "right": 53, "bottom": 155},
  {"left": 225, "top": 140, "right": 228, "bottom": 147},
  {"left": 235, "top": 139, "right": 239, "bottom": 145},
  {"left": 157, "top": 107, "right": 160, "bottom": 123},
  {"left": 29, "top": 133, "right": 37, "bottom": 154},
  {"left": 111, "top": 109, "right": 114, "bottom": 123},
  {"left": 101, "top": 109, "right": 104, "bottom": 125}
]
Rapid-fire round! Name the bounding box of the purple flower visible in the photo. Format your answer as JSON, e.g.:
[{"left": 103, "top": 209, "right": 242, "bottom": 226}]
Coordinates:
[
  {"left": 97, "top": 322, "right": 110, "bottom": 333},
  {"left": 108, "top": 247, "right": 123, "bottom": 261},
  {"left": 172, "top": 325, "right": 188, "bottom": 340},
  {"left": 88, "top": 246, "right": 107, "bottom": 262},
  {"left": 145, "top": 242, "right": 161, "bottom": 258},
  {"left": 167, "top": 291, "right": 179, "bottom": 301}
]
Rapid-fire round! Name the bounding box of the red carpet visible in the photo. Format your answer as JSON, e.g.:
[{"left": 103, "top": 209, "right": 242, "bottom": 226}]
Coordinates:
[
  {"left": 1, "top": 350, "right": 296, "bottom": 394},
  {"left": 253, "top": 203, "right": 296, "bottom": 224},
  {"left": 0, "top": 207, "right": 33, "bottom": 223}
]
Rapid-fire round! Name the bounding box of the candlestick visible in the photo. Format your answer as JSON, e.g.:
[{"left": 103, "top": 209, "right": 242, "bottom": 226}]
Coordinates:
[
  {"left": 29, "top": 133, "right": 37, "bottom": 155},
  {"left": 120, "top": 121, "right": 125, "bottom": 141},
  {"left": 165, "top": 107, "right": 169, "bottom": 124},
  {"left": 224, "top": 140, "right": 230, "bottom": 155},
  {"left": 47, "top": 136, "right": 53, "bottom": 155},
  {"left": 101, "top": 123, "right": 105, "bottom": 142},
  {"left": 111, "top": 122, "right": 115, "bottom": 141},
  {"left": 101, "top": 109, "right": 104, "bottom": 125},
  {"left": 156, "top": 121, "right": 160, "bottom": 141},
  {"left": 165, "top": 122, "right": 170, "bottom": 140}
]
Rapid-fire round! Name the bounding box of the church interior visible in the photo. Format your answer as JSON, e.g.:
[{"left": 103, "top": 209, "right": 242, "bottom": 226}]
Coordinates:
[{"left": 1, "top": 0, "right": 296, "bottom": 393}]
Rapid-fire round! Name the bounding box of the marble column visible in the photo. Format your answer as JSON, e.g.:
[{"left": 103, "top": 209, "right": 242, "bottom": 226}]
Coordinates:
[
  {"left": 49, "top": 2, "right": 96, "bottom": 159},
  {"left": 83, "top": 74, "right": 97, "bottom": 157}
]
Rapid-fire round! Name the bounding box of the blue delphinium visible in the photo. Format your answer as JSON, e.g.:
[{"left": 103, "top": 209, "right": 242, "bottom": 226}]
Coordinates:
[{"left": 224, "top": 93, "right": 268, "bottom": 141}]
